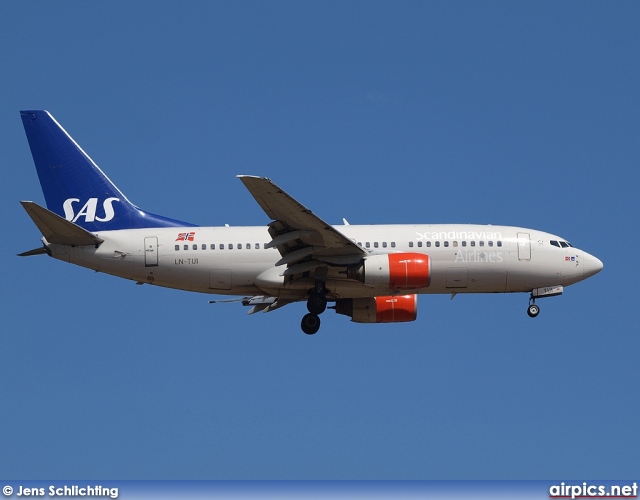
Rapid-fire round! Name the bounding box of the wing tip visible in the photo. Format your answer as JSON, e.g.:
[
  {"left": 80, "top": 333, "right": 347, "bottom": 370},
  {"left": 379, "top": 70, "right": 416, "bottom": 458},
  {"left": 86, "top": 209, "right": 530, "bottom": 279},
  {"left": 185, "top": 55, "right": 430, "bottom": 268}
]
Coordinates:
[{"left": 237, "top": 175, "right": 271, "bottom": 182}]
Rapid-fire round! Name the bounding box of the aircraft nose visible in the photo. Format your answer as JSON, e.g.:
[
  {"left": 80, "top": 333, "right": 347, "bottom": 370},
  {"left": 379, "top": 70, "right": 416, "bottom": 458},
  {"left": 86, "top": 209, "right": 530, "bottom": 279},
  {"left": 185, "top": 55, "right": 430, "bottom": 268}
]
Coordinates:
[{"left": 583, "top": 252, "right": 604, "bottom": 278}]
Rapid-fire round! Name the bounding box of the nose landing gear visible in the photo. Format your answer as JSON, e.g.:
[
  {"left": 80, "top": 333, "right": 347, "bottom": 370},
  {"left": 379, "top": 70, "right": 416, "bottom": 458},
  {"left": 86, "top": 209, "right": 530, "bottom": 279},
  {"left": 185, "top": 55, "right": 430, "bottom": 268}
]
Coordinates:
[{"left": 527, "top": 294, "right": 540, "bottom": 318}]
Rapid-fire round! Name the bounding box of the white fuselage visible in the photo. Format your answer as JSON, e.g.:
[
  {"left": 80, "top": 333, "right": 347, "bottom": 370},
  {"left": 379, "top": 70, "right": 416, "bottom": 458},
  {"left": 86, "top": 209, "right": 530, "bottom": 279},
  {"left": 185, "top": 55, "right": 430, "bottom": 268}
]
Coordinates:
[{"left": 47, "top": 223, "right": 602, "bottom": 301}]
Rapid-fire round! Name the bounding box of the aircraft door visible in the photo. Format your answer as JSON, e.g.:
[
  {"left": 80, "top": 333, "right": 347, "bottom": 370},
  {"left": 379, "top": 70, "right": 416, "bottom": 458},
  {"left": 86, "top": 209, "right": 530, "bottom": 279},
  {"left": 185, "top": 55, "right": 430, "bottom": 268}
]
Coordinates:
[
  {"left": 517, "top": 232, "right": 531, "bottom": 260},
  {"left": 144, "top": 237, "right": 158, "bottom": 267}
]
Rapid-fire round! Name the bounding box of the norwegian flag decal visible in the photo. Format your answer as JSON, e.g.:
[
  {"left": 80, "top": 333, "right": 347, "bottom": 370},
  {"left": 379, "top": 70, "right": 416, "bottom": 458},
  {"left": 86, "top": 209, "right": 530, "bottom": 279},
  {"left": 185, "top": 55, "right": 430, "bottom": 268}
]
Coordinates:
[{"left": 175, "top": 232, "right": 196, "bottom": 241}]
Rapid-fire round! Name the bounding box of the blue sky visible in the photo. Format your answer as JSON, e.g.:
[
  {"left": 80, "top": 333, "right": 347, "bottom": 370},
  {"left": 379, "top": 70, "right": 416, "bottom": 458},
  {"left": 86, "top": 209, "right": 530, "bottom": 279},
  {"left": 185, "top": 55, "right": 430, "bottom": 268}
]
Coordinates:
[{"left": 1, "top": 1, "right": 638, "bottom": 480}]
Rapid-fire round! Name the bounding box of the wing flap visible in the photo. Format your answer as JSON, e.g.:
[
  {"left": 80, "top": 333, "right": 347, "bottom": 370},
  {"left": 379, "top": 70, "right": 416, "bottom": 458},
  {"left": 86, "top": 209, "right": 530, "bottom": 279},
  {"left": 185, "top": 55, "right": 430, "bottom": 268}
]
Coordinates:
[{"left": 21, "top": 201, "right": 104, "bottom": 246}]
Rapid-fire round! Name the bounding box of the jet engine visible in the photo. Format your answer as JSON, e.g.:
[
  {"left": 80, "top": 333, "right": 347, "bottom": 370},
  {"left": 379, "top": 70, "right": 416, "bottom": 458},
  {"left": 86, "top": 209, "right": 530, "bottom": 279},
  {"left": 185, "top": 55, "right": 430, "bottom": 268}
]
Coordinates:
[
  {"left": 348, "top": 253, "right": 431, "bottom": 289},
  {"left": 334, "top": 295, "right": 418, "bottom": 323}
]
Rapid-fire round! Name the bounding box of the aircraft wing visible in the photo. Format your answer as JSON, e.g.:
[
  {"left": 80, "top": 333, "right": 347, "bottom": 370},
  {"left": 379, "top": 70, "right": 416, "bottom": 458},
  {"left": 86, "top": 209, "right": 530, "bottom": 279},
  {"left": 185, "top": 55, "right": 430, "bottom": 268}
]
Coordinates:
[{"left": 238, "top": 176, "right": 366, "bottom": 271}]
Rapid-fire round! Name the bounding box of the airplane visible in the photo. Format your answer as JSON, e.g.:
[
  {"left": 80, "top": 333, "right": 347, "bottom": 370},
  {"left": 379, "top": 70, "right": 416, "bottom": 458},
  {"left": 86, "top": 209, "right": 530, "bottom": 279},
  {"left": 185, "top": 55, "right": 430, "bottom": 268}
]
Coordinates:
[{"left": 18, "top": 110, "right": 603, "bottom": 335}]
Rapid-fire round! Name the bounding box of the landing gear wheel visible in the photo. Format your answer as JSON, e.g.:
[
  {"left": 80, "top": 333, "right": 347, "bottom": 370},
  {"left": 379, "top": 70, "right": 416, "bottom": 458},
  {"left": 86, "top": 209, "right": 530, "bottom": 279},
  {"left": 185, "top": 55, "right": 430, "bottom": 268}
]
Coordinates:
[
  {"left": 307, "top": 292, "right": 327, "bottom": 314},
  {"left": 301, "top": 313, "right": 321, "bottom": 335},
  {"left": 527, "top": 304, "right": 540, "bottom": 318}
]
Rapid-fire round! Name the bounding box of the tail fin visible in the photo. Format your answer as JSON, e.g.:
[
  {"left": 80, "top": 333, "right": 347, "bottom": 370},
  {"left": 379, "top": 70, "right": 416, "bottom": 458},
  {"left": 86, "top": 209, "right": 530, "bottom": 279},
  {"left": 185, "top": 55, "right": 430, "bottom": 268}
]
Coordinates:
[{"left": 20, "top": 110, "right": 195, "bottom": 231}]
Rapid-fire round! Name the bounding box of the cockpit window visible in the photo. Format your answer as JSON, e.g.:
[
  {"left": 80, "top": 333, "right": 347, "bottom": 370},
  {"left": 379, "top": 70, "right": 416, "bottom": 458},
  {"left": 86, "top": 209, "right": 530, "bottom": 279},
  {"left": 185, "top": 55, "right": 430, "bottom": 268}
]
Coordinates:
[{"left": 551, "top": 239, "right": 574, "bottom": 248}]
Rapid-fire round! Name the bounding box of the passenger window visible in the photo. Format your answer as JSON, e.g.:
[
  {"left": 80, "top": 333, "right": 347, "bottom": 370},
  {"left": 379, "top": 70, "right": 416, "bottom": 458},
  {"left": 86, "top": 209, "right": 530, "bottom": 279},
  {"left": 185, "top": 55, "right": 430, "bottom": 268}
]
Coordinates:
[
  {"left": 374, "top": 242, "right": 379, "bottom": 248},
  {"left": 479, "top": 241, "right": 484, "bottom": 247},
  {"left": 211, "top": 244, "right": 216, "bottom": 250},
  {"left": 247, "top": 243, "right": 251, "bottom": 249},
  {"left": 202, "top": 244, "right": 207, "bottom": 250},
  {"left": 193, "top": 244, "right": 198, "bottom": 250},
  {"left": 409, "top": 241, "right": 414, "bottom": 248},
  {"left": 471, "top": 241, "right": 475, "bottom": 247},
  {"left": 462, "top": 241, "right": 467, "bottom": 247},
  {"left": 488, "top": 241, "right": 493, "bottom": 247},
  {"left": 497, "top": 241, "right": 502, "bottom": 247},
  {"left": 237, "top": 244, "right": 242, "bottom": 249},
  {"left": 417, "top": 241, "right": 423, "bottom": 248},
  {"left": 435, "top": 241, "right": 440, "bottom": 247},
  {"left": 444, "top": 241, "right": 449, "bottom": 247},
  {"left": 229, "top": 244, "right": 234, "bottom": 250},
  {"left": 391, "top": 242, "right": 396, "bottom": 248},
  {"left": 220, "top": 244, "right": 225, "bottom": 250},
  {"left": 366, "top": 242, "right": 370, "bottom": 248},
  {"left": 453, "top": 241, "right": 458, "bottom": 247},
  {"left": 255, "top": 243, "right": 260, "bottom": 249},
  {"left": 175, "top": 245, "right": 179, "bottom": 251},
  {"left": 183, "top": 245, "right": 188, "bottom": 250},
  {"left": 382, "top": 242, "right": 387, "bottom": 248},
  {"left": 426, "top": 241, "right": 431, "bottom": 247}
]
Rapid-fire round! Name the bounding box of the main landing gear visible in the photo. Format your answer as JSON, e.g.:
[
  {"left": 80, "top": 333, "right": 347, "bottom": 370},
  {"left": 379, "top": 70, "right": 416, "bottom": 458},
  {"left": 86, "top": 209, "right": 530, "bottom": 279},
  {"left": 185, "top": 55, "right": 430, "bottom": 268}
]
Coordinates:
[
  {"left": 301, "top": 283, "right": 328, "bottom": 335},
  {"left": 527, "top": 294, "right": 540, "bottom": 318},
  {"left": 301, "top": 313, "right": 321, "bottom": 335}
]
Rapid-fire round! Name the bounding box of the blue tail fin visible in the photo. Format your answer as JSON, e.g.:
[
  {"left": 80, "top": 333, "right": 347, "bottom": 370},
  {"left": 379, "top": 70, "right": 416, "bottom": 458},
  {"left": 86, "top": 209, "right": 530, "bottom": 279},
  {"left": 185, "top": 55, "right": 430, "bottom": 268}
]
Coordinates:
[{"left": 20, "top": 110, "right": 196, "bottom": 231}]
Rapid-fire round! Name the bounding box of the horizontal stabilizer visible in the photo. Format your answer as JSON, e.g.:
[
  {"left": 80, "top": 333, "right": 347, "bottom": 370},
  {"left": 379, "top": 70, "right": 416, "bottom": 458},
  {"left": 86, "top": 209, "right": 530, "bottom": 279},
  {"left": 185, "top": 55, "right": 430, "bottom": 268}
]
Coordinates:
[
  {"left": 18, "top": 246, "right": 48, "bottom": 257},
  {"left": 20, "top": 201, "right": 104, "bottom": 246}
]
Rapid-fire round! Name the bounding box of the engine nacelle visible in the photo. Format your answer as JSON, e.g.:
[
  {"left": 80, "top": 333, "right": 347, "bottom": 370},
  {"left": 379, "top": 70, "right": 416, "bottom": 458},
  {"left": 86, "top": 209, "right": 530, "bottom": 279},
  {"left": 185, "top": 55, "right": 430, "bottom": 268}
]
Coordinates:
[
  {"left": 350, "top": 253, "right": 431, "bottom": 289},
  {"left": 334, "top": 295, "right": 418, "bottom": 323}
]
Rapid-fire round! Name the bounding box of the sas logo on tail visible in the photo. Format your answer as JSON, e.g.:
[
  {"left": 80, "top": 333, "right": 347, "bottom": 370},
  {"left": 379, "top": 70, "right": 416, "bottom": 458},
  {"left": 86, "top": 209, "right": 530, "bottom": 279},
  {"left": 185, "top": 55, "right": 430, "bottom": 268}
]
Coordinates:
[{"left": 63, "top": 197, "right": 120, "bottom": 223}]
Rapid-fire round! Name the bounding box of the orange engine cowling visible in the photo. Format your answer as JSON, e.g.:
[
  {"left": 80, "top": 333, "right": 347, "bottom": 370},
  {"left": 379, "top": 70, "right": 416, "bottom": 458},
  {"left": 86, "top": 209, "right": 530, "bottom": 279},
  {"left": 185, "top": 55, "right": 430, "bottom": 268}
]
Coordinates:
[
  {"left": 357, "top": 253, "right": 431, "bottom": 289},
  {"left": 334, "top": 295, "right": 418, "bottom": 323}
]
